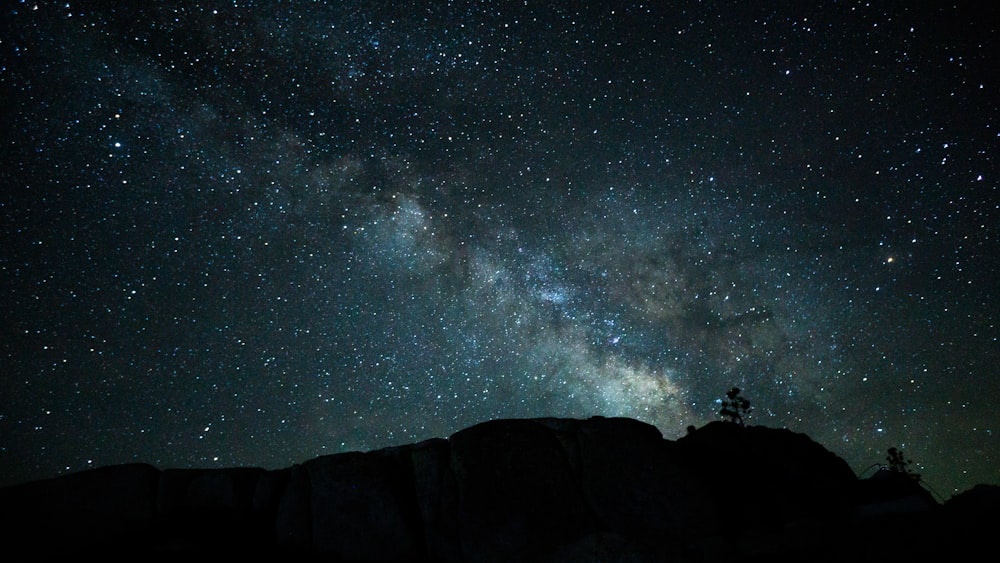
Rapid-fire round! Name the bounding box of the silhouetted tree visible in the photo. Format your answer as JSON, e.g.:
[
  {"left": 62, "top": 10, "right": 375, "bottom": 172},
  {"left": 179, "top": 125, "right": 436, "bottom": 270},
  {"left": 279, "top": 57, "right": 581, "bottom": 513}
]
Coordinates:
[
  {"left": 719, "top": 387, "right": 752, "bottom": 426},
  {"left": 886, "top": 447, "right": 921, "bottom": 482}
]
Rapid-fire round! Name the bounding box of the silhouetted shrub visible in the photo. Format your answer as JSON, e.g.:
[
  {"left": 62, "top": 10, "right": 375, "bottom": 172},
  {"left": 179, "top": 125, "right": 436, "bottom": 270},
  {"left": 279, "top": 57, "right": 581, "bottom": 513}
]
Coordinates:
[
  {"left": 719, "top": 387, "right": 752, "bottom": 426},
  {"left": 886, "top": 447, "right": 921, "bottom": 482}
]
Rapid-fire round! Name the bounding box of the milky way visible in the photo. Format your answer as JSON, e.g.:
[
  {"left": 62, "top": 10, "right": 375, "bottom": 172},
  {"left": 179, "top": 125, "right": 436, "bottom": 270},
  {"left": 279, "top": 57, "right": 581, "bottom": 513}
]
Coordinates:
[{"left": 2, "top": 2, "right": 997, "bottom": 495}]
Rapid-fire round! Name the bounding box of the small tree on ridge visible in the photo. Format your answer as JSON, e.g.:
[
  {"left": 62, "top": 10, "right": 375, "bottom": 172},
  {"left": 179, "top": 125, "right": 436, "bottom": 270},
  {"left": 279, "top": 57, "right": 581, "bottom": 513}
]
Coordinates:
[
  {"left": 886, "top": 447, "right": 921, "bottom": 482},
  {"left": 719, "top": 387, "right": 752, "bottom": 426}
]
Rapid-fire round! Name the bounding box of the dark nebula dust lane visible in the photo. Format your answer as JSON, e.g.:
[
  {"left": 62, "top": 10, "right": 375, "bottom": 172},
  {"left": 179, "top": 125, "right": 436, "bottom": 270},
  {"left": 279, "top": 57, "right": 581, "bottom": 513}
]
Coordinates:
[{"left": 2, "top": 2, "right": 997, "bottom": 495}]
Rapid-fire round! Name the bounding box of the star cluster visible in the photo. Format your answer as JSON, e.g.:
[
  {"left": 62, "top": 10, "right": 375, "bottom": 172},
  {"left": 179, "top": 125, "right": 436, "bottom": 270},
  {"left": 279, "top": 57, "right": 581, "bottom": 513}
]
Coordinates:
[{"left": 2, "top": 1, "right": 997, "bottom": 495}]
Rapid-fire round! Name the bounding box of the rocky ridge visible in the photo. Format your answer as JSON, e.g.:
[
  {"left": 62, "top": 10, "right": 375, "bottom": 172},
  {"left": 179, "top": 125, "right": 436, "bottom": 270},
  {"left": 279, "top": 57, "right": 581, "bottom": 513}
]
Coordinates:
[{"left": 1, "top": 417, "right": 996, "bottom": 561}]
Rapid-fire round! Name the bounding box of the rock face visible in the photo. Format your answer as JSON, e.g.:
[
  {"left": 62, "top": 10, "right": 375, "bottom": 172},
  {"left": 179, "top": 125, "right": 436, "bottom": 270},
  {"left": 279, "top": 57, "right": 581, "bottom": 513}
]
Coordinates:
[
  {"left": 675, "top": 421, "right": 859, "bottom": 527},
  {"left": 1, "top": 417, "right": 996, "bottom": 561}
]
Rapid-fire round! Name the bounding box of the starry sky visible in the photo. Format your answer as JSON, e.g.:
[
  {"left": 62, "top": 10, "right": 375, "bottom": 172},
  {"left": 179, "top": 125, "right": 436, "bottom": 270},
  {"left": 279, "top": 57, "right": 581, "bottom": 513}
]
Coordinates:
[{"left": 2, "top": 1, "right": 997, "bottom": 496}]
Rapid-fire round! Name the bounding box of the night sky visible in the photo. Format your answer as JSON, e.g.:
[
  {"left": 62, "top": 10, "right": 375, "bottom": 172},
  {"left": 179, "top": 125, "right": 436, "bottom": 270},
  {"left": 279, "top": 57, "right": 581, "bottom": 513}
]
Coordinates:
[{"left": 2, "top": 2, "right": 997, "bottom": 496}]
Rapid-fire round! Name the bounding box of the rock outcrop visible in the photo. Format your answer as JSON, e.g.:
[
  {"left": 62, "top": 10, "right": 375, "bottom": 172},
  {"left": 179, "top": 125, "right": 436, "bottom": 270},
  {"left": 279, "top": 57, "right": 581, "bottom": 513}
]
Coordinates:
[{"left": 1, "top": 417, "right": 996, "bottom": 561}]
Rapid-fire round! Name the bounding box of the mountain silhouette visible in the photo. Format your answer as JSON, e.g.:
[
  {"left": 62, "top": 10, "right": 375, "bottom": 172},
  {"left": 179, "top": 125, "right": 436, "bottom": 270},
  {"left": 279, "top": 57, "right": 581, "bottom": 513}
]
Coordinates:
[{"left": 1, "top": 417, "right": 996, "bottom": 561}]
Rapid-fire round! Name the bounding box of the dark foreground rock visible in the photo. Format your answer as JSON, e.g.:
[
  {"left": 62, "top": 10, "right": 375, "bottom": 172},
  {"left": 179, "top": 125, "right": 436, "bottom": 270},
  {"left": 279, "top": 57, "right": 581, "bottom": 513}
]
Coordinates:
[{"left": 1, "top": 417, "right": 997, "bottom": 561}]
